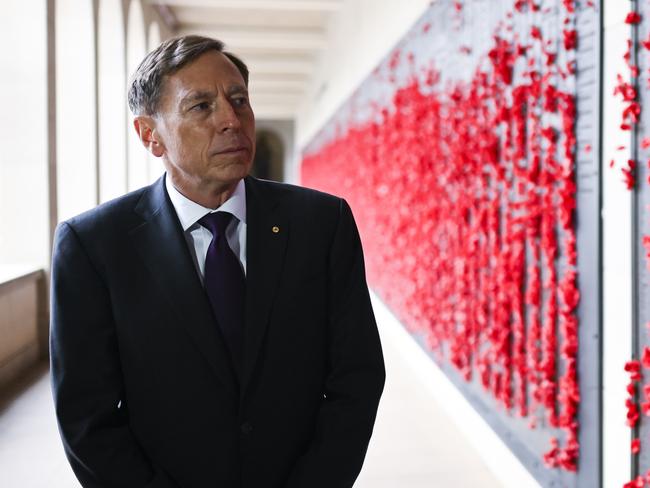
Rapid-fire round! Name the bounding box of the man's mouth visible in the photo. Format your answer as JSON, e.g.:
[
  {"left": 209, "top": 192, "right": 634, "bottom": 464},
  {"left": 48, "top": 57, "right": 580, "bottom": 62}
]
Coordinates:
[{"left": 216, "top": 145, "right": 248, "bottom": 155}]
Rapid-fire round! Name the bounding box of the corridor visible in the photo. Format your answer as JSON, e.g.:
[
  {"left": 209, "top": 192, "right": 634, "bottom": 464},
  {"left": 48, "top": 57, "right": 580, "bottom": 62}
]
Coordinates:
[{"left": 1, "top": 0, "right": 638, "bottom": 486}]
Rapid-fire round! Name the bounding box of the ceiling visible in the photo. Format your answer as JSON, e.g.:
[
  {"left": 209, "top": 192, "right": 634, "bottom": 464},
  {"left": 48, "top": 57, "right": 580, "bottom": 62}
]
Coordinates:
[{"left": 148, "top": 0, "right": 345, "bottom": 120}]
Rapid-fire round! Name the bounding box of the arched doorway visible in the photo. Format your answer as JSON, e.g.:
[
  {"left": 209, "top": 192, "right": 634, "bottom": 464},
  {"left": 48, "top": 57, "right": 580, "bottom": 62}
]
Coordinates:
[{"left": 252, "top": 130, "right": 284, "bottom": 182}]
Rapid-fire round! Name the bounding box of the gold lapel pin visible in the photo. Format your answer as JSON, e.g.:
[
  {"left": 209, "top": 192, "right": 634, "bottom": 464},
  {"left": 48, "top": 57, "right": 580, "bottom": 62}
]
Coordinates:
[{"left": 272, "top": 226, "right": 280, "bottom": 233}]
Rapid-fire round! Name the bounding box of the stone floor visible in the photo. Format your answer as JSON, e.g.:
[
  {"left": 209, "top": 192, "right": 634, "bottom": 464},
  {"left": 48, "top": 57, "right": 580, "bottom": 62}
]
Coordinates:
[
  {"left": 0, "top": 361, "right": 79, "bottom": 487},
  {"left": 354, "top": 318, "right": 502, "bottom": 488},
  {"left": 0, "top": 324, "right": 501, "bottom": 488}
]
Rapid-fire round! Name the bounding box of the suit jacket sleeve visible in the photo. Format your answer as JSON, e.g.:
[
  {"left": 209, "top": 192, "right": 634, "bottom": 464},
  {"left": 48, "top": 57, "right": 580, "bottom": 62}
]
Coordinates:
[
  {"left": 49, "top": 222, "right": 177, "bottom": 488},
  {"left": 285, "top": 198, "right": 386, "bottom": 488}
]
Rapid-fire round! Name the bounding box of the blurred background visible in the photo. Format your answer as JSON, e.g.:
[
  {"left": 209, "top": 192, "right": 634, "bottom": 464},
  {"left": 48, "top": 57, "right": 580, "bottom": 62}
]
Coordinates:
[{"left": 0, "top": 0, "right": 647, "bottom": 487}]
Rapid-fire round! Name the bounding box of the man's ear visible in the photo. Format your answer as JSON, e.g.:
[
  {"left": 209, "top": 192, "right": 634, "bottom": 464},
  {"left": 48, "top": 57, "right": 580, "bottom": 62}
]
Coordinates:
[{"left": 133, "top": 116, "right": 165, "bottom": 158}]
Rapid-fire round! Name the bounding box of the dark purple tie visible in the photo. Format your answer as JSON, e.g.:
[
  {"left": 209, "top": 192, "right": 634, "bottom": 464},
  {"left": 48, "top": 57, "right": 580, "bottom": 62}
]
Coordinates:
[{"left": 198, "top": 212, "right": 245, "bottom": 379}]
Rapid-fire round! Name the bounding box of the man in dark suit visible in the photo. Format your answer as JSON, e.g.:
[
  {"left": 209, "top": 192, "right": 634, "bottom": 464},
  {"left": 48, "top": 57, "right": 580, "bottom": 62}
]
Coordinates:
[{"left": 49, "top": 35, "right": 385, "bottom": 488}]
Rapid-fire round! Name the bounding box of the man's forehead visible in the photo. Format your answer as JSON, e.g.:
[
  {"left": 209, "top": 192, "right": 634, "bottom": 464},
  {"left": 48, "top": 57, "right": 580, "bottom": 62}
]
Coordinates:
[
  {"left": 166, "top": 52, "right": 244, "bottom": 93},
  {"left": 176, "top": 84, "right": 247, "bottom": 102}
]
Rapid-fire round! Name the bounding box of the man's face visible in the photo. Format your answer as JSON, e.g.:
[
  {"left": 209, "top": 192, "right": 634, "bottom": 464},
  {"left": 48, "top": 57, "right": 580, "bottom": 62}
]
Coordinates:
[{"left": 153, "top": 51, "right": 255, "bottom": 191}]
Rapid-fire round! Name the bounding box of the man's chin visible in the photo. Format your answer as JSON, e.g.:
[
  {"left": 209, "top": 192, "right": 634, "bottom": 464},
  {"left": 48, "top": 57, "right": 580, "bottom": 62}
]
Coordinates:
[{"left": 208, "top": 161, "right": 251, "bottom": 182}]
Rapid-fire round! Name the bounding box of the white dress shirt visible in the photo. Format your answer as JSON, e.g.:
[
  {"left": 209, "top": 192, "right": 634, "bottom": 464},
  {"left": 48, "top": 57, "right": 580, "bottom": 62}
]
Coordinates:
[{"left": 164, "top": 173, "right": 247, "bottom": 283}]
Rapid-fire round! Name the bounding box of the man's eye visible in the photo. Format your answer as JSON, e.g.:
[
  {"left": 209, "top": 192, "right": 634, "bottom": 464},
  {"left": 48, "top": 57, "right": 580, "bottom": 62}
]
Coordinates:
[
  {"left": 191, "top": 102, "right": 210, "bottom": 111},
  {"left": 232, "top": 97, "right": 248, "bottom": 107}
]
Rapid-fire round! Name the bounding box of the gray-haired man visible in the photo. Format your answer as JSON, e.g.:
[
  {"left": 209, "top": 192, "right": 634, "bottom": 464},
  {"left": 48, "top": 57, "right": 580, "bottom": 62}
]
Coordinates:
[{"left": 50, "top": 35, "right": 385, "bottom": 488}]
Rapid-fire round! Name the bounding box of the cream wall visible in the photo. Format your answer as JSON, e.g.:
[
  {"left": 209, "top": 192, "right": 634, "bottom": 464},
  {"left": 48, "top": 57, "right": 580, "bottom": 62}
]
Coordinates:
[{"left": 291, "top": 0, "right": 431, "bottom": 183}]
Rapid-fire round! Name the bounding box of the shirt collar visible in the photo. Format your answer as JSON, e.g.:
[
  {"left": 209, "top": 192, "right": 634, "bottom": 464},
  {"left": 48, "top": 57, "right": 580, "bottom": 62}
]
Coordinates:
[{"left": 164, "top": 172, "right": 247, "bottom": 232}]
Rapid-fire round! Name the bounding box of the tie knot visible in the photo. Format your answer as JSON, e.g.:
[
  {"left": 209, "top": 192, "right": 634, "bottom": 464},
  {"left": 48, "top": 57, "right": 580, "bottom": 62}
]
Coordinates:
[{"left": 198, "top": 211, "right": 234, "bottom": 237}]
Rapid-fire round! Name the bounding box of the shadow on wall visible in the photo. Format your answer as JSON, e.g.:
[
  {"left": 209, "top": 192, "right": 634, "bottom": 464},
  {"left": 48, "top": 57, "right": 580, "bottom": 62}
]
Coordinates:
[{"left": 252, "top": 130, "right": 284, "bottom": 182}]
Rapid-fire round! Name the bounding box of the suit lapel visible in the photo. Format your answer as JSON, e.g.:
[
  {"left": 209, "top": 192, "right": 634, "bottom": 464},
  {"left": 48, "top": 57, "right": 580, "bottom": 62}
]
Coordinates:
[
  {"left": 242, "top": 176, "right": 289, "bottom": 395},
  {"left": 129, "top": 175, "right": 237, "bottom": 392}
]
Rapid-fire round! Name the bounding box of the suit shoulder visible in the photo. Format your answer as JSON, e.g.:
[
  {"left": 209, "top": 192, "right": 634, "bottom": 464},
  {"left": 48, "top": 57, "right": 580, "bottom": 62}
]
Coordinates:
[
  {"left": 252, "top": 178, "right": 342, "bottom": 211},
  {"left": 250, "top": 179, "right": 349, "bottom": 241},
  {"left": 61, "top": 184, "right": 150, "bottom": 238}
]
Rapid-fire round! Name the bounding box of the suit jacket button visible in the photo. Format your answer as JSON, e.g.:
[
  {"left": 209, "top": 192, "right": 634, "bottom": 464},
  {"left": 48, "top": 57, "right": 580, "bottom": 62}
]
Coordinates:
[{"left": 241, "top": 421, "right": 253, "bottom": 435}]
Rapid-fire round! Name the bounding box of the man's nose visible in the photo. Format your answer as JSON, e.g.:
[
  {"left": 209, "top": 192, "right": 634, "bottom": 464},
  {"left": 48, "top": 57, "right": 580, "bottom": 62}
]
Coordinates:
[{"left": 215, "top": 101, "right": 241, "bottom": 132}]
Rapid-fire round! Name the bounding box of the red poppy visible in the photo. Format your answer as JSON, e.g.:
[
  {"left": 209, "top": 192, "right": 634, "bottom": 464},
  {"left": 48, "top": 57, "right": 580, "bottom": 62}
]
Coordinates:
[
  {"left": 625, "top": 12, "right": 642, "bottom": 25},
  {"left": 623, "top": 475, "right": 645, "bottom": 488},
  {"left": 643, "top": 347, "right": 650, "bottom": 369},
  {"left": 563, "top": 29, "right": 577, "bottom": 50}
]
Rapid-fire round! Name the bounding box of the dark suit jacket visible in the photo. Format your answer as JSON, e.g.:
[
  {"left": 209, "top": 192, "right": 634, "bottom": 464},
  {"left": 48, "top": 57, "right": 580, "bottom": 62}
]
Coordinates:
[{"left": 49, "top": 174, "right": 385, "bottom": 488}]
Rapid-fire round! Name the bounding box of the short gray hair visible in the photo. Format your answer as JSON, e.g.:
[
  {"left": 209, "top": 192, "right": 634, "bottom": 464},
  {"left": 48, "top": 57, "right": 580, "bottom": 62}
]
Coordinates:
[{"left": 127, "top": 35, "right": 249, "bottom": 116}]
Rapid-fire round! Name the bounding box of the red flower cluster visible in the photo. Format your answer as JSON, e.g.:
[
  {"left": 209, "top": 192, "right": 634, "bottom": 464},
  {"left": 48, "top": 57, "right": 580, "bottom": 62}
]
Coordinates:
[
  {"left": 515, "top": 0, "right": 540, "bottom": 12},
  {"left": 624, "top": 352, "right": 650, "bottom": 485},
  {"left": 623, "top": 159, "right": 636, "bottom": 190},
  {"left": 625, "top": 475, "right": 648, "bottom": 488},
  {"left": 626, "top": 12, "right": 643, "bottom": 25},
  {"left": 302, "top": 0, "right": 579, "bottom": 472},
  {"left": 626, "top": 360, "right": 642, "bottom": 427},
  {"left": 562, "top": 0, "right": 575, "bottom": 14},
  {"left": 612, "top": 13, "right": 643, "bottom": 189},
  {"left": 563, "top": 29, "right": 577, "bottom": 51}
]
